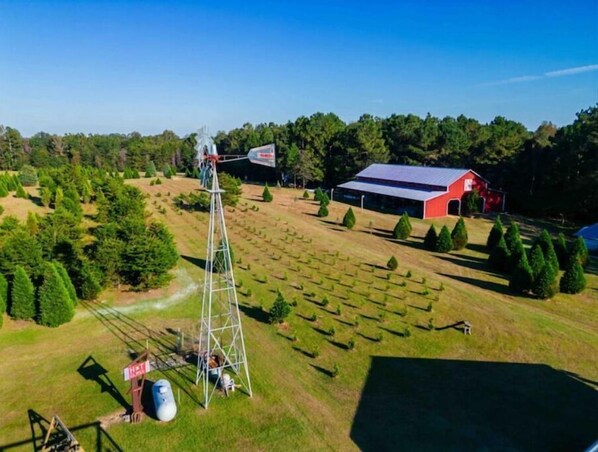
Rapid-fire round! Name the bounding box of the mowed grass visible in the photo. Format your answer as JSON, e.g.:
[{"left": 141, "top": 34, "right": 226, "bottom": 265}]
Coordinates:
[{"left": 0, "top": 176, "right": 596, "bottom": 451}]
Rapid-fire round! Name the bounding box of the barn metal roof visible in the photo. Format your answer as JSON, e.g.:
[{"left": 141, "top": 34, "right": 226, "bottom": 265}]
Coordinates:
[
  {"left": 356, "top": 164, "right": 471, "bottom": 188},
  {"left": 337, "top": 181, "right": 445, "bottom": 202},
  {"left": 575, "top": 223, "right": 598, "bottom": 240}
]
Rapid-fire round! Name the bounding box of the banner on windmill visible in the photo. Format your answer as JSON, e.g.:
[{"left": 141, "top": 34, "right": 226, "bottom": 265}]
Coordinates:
[{"left": 247, "top": 144, "right": 276, "bottom": 167}]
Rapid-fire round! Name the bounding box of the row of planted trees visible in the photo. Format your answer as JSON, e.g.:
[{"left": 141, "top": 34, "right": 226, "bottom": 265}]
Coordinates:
[
  {"left": 0, "top": 165, "right": 179, "bottom": 328},
  {"left": 487, "top": 217, "right": 587, "bottom": 298}
]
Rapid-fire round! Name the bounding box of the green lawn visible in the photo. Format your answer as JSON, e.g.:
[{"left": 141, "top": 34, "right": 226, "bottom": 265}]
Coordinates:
[{"left": 1, "top": 178, "right": 596, "bottom": 451}]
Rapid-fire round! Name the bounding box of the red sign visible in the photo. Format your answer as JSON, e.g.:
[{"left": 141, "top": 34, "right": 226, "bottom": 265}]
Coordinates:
[{"left": 124, "top": 360, "right": 151, "bottom": 381}]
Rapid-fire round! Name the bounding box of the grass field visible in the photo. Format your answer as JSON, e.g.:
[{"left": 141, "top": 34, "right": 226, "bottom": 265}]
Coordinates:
[{"left": 0, "top": 177, "right": 596, "bottom": 451}]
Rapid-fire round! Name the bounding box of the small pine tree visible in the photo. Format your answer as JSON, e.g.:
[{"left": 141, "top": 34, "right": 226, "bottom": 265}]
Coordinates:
[
  {"left": 532, "top": 264, "right": 558, "bottom": 299},
  {"left": 343, "top": 207, "right": 356, "bottom": 229},
  {"left": 488, "top": 236, "right": 510, "bottom": 272},
  {"left": 393, "top": 214, "right": 411, "bottom": 239},
  {"left": 451, "top": 217, "right": 468, "bottom": 250},
  {"left": 317, "top": 204, "right": 329, "bottom": 217},
  {"left": 262, "top": 184, "right": 273, "bottom": 202},
  {"left": 486, "top": 215, "right": 504, "bottom": 250},
  {"left": 535, "top": 230, "right": 559, "bottom": 271},
  {"left": 435, "top": 225, "right": 453, "bottom": 253},
  {"left": 0, "top": 180, "right": 8, "bottom": 197},
  {"left": 10, "top": 266, "right": 35, "bottom": 320},
  {"left": 162, "top": 163, "right": 172, "bottom": 179},
  {"left": 509, "top": 254, "right": 534, "bottom": 293},
  {"left": 387, "top": 256, "right": 398, "bottom": 270},
  {"left": 269, "top": 291, "right": 291, "bottom": 324},
  {"left": 145, "top": 161, "right": 157, "bottom": 178},
  {"left": 504, "top": 221, "right": 521, "bottom": 253},
  {"left": 568, "top": 236, "right": 589, "bottom": 267},
  {"left": 38, "top": 263, "right": 75, "bottom": 327},
  {"left": 54, "top": 187, "right": 64, "bottom": 209},
  {"left": 559, "top": 261, "right": 586, "bottom": 294},
  {"left": 302, "top": 190, "right": 310, "bottom": 199},
  {"left": 55, "top": 262, "right": 77, "bottom": 306},
  {"left": 529, "top": 244, "right": 546, "bottom": 280},
  {"left": 508, "top": 238, "right": 525, "bottom": 271},
  {"left": 320, "top": 192, "right": 330, "bottom": 207},
  {"left": 15, "top": 184, "right": 28, "bottom": 199},
  {"left": 26, "top": 211, "right": 39, "bottom": 235},
  {"left": 553, "top": 233, "right": 568, "bottom": 270},
  {"left": 424, "top": 224, "right": 438, "bottom": 250},
  {"left": 314, "top": 188, "right": 323, "bottom": 202}
]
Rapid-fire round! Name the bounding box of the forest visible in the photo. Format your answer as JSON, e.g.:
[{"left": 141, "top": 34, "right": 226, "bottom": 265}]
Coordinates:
[{"left": 0, "top": 104, "right": 596, "bottom": 223}]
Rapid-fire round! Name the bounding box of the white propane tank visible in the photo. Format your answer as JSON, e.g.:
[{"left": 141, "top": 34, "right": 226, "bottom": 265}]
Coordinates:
[{"left": 152, "top": 379, "right": 177, "bottom": 422}]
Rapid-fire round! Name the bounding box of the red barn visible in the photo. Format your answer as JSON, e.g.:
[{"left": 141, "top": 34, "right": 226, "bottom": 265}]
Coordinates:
[{"left": 335, "top": 164, "right": 505, "bottom": 219}]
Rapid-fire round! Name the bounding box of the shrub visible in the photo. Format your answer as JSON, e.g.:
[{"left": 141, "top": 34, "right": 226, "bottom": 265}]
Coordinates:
[
  {"left": 403, "top": 326, "right": 411, "bottom": 337},
  {"left": 10, "top": 266, "right": 35, "bottom": 320},
  {"left": 331, "top": 363, "right": 340, "bottom": 377},
  {"left": 317, "top": 204, "right": 329, "bottom": 217},
  {"left": 387, "top": 256, "right": 398, "bottom": 270},
  {"left": 509, "top": 254, "right": 534, "bottom": 293},
  {"left": 529, "top": 244, "right": 545, "bottom": 280},
  {"left": 321, "top": 296, "right": 329, "bottom": 307},
  {"left": 342, "top": 207, "right": 356, "bottom": 229},
  {"left": 302, "top": 190, "right": 310, "bottom": 199},
  {"left": 18, "top": 165, "right": 38, "bottom": 186},
  {"left": 38, "top": 263, "right": 75, "bottom": 327},
  {"left": 347, "top": 337, "right": 355, "bottom": 350},
  {"left": 560, "top": 261, "right": 586, "bottom": 294},
  {"left": 328, "top": 326, "right": 336, "bottom": 337},
  {"left": 269, "top": 290, "right": 291, "bottom": 324},
  {"left": 463, "top": 189, "right": 481, "bottom": 216},
  {"left": 451, "top": 217, "right": 468, "bottom": 250},
  {"left": 504, "top": 221, "right": 521, "bottom": 253},
  {"left": 532, "top": 264, "right": 558, "bottom": 299},
  {"left": 262, "top": 184, "right": 273, "bottom": 202},
  {"left": 486, "top": 215, "right": 504, "bottom": 250},
  {"left": 393, "top": 213, "right": 411, "bottom": 239},
  {"left": 424, "top": 224, "right": 437, "bottom": 250},
  {"left": 568, "top": 236, "right": 589, "bottom": 267},
  {"left": 155, "top": 178, "right": 162, "bottom": 185},
  {"left": 488, "top": 236, "right": 510, "bottom": 272},
  {"left": 435, "top": 226, "right": 453, "bottom": 253}
]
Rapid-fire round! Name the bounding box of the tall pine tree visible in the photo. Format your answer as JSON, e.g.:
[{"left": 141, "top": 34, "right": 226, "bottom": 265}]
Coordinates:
[
  {"left": 38, "top": 263, "right": 75, "bottom": 327},
  {"left": 0, "top": 273, "right": 7, "bottom": 328},
  {"left": 559, "top": 261, "right": 586, "bottom": 294},
  {"left": 504, "top": 221, "right": 521, "bottom": 253},
  {"left": 55, "top": 262, "right": 77, "bottom": 306},
  {"left": 486, "top": 215, "right": 504, "bottom": 250},
  {"left": 509, "top": 254, "right": 534, "bottom": 294},
  {"left": 451, "top": 217, "right": 468, "bottom": 250},
  {"left": 10, "top": 266, "right": 35, "bottom": 320},
  {"left": 424, "top": 224, "right": 438, "bottom": 251},
  {"left": 435, "top": 225, "right": 453, "bottom": 253},
  {"left": 393, "top": 214, "right": 411, "bottom": 239}
]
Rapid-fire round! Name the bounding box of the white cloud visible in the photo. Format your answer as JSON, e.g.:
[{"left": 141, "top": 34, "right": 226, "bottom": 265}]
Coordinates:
[
  {"left": 480, "top": 64, "right": 598, "bottom": 87},
  {"left": 544, "top": 64, "right": 598, "bottom": 77}
]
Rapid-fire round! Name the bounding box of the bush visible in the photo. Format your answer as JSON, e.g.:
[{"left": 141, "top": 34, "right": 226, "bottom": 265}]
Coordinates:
[
  {"left": 393, "top": 213, "right": 411, "bottom": 239},
  {"left": 347, "top": 337, "right": 355, "bottom": 350},
  {"left": 331, "top": 363, "right": 340, "bottom": 377},
  {"left": 18, "top": 165, "right": 38, "bottom": 186},
  {"left": 424, "top": 224, "right": 438, "bottom": 250},
  {"left": 486, "top": 215, "right": 504, "bottom": 250},
  {"left": 387, "top": 256, "right": 398, "bottom": 270},
  {"left": 317, "top": 204, "right": 329, "bottom": 217},
  {"left": 269, "top": 291, "right": 291, "bottom": 324},
  {"left": 9, "top": 266, "right": 35, "bottom": 320},
  {"left": 532, "top": 264, "right": 558, "bottom": 299},
  {"left": 463, "top": 189, "right": 481, "bottom": 216},
  {"left": 435, "top": 226, "right": 453, "bottom": 253},
  {"left": 451, "top": 217, "right": 468, "bottom": 250},
  {"left": 568, "top": 236, "right": 589, "bottom": 267},
  {"left": 488, "top": 236, "right": 510, "bottom": 272},
  {"left": 560, "top": 261, "right": 586, "bottom": 294},
  {"left": 38, "top": 263, "right": 75, "bottom": 327},
  {"left": 342, "top": 207, "right": 356, "bottom": 229},
  {"left": 262, "top": 184, "right": 273, "bottom": 202},
  {"left": 509, "top": 254, "right": 534, "bottom": 293}
]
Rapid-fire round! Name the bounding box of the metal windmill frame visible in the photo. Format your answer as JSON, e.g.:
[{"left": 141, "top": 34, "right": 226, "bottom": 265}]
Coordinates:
[{"left": 194, "top": 128, "right": 275, "bottom": 409}]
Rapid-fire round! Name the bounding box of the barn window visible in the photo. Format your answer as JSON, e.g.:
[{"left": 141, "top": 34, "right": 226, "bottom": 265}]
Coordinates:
[{"left": 464, "top": 179, "right": 473, "bottom": 191}]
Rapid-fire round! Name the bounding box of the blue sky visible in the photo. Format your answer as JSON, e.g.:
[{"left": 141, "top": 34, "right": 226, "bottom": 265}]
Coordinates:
[{"left": 1, "top": 0, "right": 597, "bottom": 136}]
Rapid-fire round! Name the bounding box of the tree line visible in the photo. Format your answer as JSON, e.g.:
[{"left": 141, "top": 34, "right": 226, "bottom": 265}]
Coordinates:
[{"left": 1, "top": 103, "right": 596, "bottom": 222}]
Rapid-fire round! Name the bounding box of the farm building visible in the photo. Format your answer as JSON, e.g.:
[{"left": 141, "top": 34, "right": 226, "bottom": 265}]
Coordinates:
[
  {"left": 574, "top": 223, "right": 598, "bottom": 252},
  {"left": 335, "top": 164, "right": 505, "bottom": 219}
]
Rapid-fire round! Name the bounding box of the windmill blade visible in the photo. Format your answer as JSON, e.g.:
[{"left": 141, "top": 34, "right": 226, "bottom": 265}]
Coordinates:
[{"left": 247, "top": 144, "right": 276, "bottom": 168}]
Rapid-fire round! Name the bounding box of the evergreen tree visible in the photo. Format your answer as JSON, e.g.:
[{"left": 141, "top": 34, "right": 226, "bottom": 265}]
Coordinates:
[
  {"left": 319, "top": 192, "right": 330, "bottom": 207},
  {"left": 343, "top": 207, "right": 356, "bottom": 229},
  {"left": 529, "top": 244, "right": 546, "bottom": 280},
  {"left": 535, "top": 230, "right": 559, "bottom": 271},
  {"left": 10, "top": 266, "right": 35, "bottom": 320},
  {"left": 504, "top": 220, "right": 521, "bottom": 253},
  {"left": 269, "top": 290, "right": 291, "bottom": 324},
  {"left": 78, "top": 261, "right": 102, "bottom": 300},
  {"left": 162, "top": 163, "right": 172, "bottom": 179},
  {"left": 509, "top": 253, "right": 534, "bottom": 294},
  {"left": 26, "top": 212, "right": 39, "bottom": 235},
  {"left": 132, "top": 169, "right": 140, "bottom": 179},
  {"left": 145, "top": 161, "right": 157, "bottom": 178},
  {"left": 40, "top": 187, "right": 51, "bottom": 207},
  {"left": 451, "top": 217, "right": 468, "bottom": 250},
  {"left": 488, "top": 236, "right": 510, "bottom": 272},
  {"left": 54, "top": 187, "right": 64, "bottom": 209},
  {"left": 393, "top": 214, "right": 411, "bottom": 240},
  {"left": 404, "top": 212, "right": 412, "bottom": 235},
  {"left": 0, "top": 180, "right": 8, "bottom": 197},
  {"left": 262, "top": 184, "right": 273, "bottom": 202},
  {"left": 553, "top": 233, "right": 568, "bottom": 270},
  {"left": 435, "top": 225, "right": 453, "bottom": 253},
  {"left": 55, "top": 262, "right": 77, "bottom": 306},
  {"left": 15, "top": 184, "right": 28, "bottom": 199},
  {"left": 508, "top": 238, "right": 525, "bottom": 271},
  {"left": 38, "top": 263, "right": 74, "bottom": 327},
  {"left": 18, "top": 164, "right": 38, "bottom": 186},
  {"left": 568, "top": 236, "right": 589, "bottom": 267},
  {"left": 424, "top": 224, "right": 438, "bottom": 250},
  {"left": 486, "top": 215, "right": 504, "bottom": 251},
  {"left": 314, "top": 188, "right": 323, "bottom": 202},
  {"left": 532, "top": 264, "right": 558, "bottom": 299},
  {"left": 559, "top": 261, "right": 586, "bottom": 294},
  {"left": 302, "top": 190, "right": 310, "bottom": 199},
  {"left": 317, "top": 204, "right": 329, "bottom": 217},
  {"left": 0, "top": 273, "right": 7, "bottom": 328},
  {"left": 387, "top": 256, "right": 398, "bottom": 270},
  {"left": 192, "top": 167, "right": 200, "bottom": 179}
]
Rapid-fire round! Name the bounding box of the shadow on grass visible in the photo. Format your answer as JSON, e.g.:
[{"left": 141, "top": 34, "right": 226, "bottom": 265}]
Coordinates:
[
  {"left": 438, "top": 273, "right": 512, "bottom": 296},
  {"left": 435, "top": 254, "right": 500, "bottom": 275},
  {"left": 238, "top": 303, "right": 269, "bottom": 324},
  {"left": 296, "top": 313, "right": 316, "bottom": 322},
  {"left": 466, "top": 243, "right": 489, "bottom": 254},
  {"left": 310, "top": 364, "right": 335, "bottom": 378},
  {"left": 351, "top": 357, "right": 598, "bottom": 451},
  {"left": 0, "top": 409, "right": 123, "bottom": 451},
  {"left": 181, "top": 254, "right": 207, "bottom": 270},
  {"left": 77, "top": 356, "right": 130, "bottom": 411},
  {"left": 292, "top": 345, "right": 316, "bottom": 358},
  {"left": 312, "top": 326, "right": 333, "bottom": 337},
  {"left": 357, "top": 332, "right": 379, "bottom": 342},
  {"left": 334, "top": 318, "right": 355, "bottom": 327},
  {"left": 327, "top": 339, "right": 350, "bottom": 350}
]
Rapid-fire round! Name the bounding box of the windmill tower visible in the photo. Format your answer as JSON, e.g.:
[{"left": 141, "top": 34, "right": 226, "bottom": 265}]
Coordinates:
[{"left": 194, "top": 129, "right": 275, "bottom": 409}]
